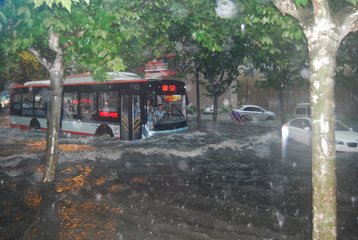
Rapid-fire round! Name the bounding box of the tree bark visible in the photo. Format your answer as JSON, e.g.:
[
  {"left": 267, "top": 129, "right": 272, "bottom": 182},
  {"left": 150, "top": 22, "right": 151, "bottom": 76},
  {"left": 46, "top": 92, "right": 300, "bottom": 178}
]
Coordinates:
[
  {"left": 195, "top": 64, "right": 201, "bottom": 130},
  {"left": 213, "top": 95, "right": 218, "bottom": 121},
  {"left": 44, "top": 68, "right": 63, "bottom": 182},
  {"left": 309, "top": 37, "right": 338, "bottom": 240},
  {"left": 271, "top": 0, "right": 358, "bottom": 239},
  {"left": 29, "top": 30, "right": 64, "bottom": 183},
  {"left": 303, "top": 2, "right": 340, "bottom": 237},
  {"left": 278, "top": 84, "right": 285, "bottom": 125},
  {"left": 43, "top": 31, "right": 64, "bottom": 183}
]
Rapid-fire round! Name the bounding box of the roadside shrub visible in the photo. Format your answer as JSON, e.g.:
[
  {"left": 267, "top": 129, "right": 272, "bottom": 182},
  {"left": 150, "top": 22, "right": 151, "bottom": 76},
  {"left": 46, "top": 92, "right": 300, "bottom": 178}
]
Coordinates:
[{"left": 187, "top": 105, "right": 197, "bottom": 114}]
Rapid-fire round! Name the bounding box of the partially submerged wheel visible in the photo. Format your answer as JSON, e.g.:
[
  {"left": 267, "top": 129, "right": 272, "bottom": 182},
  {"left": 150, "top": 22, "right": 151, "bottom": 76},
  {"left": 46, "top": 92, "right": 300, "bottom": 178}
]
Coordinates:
[
  {"left": 29, "top": 119, "right": 40, "bottom": 129},
  {"left": 241, "top": 115, "right": 250, "bottom": 122},
  {"left": 95, "top": 125, "right": 114, "bottom": 137}
]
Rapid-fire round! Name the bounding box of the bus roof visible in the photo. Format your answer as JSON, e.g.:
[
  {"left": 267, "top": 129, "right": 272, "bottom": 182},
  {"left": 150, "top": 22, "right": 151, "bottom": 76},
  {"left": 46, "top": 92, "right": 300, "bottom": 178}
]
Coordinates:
[{"left": 23, "top": 72, "right": 145, "bottom": 87}]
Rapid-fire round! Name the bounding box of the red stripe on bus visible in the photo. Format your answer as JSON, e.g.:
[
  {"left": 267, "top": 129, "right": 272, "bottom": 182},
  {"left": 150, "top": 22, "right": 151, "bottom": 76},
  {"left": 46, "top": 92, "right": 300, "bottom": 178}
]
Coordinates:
[
  {"left": 62, "top": 130, "right": 95, "bottom": 136},
  {"left": 10, "top": 123, "right": 29, "bottom": 130}
]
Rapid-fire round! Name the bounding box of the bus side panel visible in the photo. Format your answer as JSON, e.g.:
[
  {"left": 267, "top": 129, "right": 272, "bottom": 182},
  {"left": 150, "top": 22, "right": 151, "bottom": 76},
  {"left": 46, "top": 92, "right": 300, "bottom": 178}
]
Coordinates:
[
  {"left": 10, "top": 116, "right": 47, "bottom": 130},
  {"left": 10, "top": 116, "right": 32, "bottom": 130},
  {"left": 61, "top": 119, "right": 121, "bottom": 138}
]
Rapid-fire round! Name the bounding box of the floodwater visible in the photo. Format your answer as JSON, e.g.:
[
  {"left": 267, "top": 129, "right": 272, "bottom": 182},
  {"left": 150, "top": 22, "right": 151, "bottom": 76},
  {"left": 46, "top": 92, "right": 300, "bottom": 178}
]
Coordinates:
[{"left": 0, "top": 113, "right": 357, "bottom": 240}]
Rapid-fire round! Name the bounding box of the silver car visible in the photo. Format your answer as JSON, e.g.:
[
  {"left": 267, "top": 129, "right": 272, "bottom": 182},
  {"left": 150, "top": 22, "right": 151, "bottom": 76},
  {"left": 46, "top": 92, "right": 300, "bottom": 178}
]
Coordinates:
[
  {"left": 282, "top": 117, "right": 358, "bottom": 152},
  {"left": 234, "top": 105, "right": 275, "bottom": 121}
]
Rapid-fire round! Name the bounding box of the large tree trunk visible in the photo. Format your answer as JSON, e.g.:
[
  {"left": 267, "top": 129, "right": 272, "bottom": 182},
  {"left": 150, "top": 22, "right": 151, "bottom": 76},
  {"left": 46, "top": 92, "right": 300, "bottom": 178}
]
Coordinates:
[
  {"left": 29, "top": 30, "right": 64, "bottom": 183},
  {"left": 44, "top": 32, "right": 64, "bottom": 183},
  {"left": 308, "top": 36, "right": 338, "bottom": 240},
  {"left": 270, "top": 0, "right": 358, "bottom": 239},
  {"left": 44, "top": 68, "right": 64, "bottom": 182}
]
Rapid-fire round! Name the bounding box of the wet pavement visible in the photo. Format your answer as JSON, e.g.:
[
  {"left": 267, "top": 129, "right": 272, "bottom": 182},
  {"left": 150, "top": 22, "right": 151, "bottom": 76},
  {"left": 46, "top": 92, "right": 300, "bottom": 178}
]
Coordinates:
[{"left": 0, "top": 113, "right": 357, "bottom": 239}]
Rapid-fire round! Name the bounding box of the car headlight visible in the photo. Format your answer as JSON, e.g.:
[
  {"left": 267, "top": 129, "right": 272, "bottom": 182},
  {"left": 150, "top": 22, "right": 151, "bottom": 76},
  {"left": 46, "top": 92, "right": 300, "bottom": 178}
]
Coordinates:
[{"left": 281, "top": 125, "right": 289, "bottom": 139}]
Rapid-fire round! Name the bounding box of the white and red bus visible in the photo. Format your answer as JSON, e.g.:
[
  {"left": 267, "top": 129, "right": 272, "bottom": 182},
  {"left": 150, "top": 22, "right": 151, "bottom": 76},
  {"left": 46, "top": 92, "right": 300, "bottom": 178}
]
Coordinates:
[{"left": 9, "top": 72, "right": 188, "bottom": 140}]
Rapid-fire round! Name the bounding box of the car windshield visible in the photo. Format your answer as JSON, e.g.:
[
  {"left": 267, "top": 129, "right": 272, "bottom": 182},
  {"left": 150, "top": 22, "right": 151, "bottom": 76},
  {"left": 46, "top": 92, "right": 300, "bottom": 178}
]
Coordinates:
[{"left": 335, "top": 121, "right": 350, "bottom": 131}]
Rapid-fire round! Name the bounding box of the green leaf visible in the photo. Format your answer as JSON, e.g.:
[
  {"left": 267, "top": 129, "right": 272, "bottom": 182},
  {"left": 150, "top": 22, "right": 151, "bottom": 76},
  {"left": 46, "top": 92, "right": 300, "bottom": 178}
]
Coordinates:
[
  {"left": 94, "top": 29, "right": 108, "bottom": 39},
  {"left": 61, "top": 0, "right": 72, "bottom": 12},
  {"left": 17, "top": 6, "right": 30, "bottom": 17},
  {"left": 33, "top": 0, "right": 45, "bottom": 8},
  {"left": 295, "top": 0, "right": 308, "bottom": 7},
  {"left": 345, "top": 0, "right": 358, "bottom": 6},
  {"left": 106, "top": 57, "right": 125, "bottom": 72}
]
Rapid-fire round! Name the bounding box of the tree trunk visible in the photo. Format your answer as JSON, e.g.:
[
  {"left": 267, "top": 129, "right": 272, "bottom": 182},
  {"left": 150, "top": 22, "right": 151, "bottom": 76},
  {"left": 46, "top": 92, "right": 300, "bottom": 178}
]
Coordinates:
[
  {"left": 271, "top": 1, "right": 358, "bottom": 239},
  {"left": 43, "top": 69, "right": 64, "bottom": 182},
  {"left": 213, "top": 95, "right": 218, "bottom": 121},
  {"left": 308, "top": 32, "right": 339, "bottom": 240},
  {"left": 278, "top": 85, "right": 285, "bottom": 125},
  {"left": 195, "top": 64, "right": 201, "bottom": 130},
  {"left": 29, "top": 30, "right": 64, "bottom": 183}
]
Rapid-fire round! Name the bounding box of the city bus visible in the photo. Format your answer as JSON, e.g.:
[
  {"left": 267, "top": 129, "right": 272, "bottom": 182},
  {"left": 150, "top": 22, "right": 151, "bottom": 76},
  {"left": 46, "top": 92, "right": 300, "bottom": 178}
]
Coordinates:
[{"left": 9, "top": 72, "right": 188, "bottom": 140}]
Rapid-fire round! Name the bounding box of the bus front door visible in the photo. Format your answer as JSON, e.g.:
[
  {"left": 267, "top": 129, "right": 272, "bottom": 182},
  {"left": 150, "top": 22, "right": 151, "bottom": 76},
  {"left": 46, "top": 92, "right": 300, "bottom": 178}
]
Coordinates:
[
  {"left": 120, "top": 95, "right": 142, "bottom": 140},
  {"left": 121, "top": 95, "right": 130, "bottom": 140},
  {"left": 132, "top": 95, "right": 141, "bottom": 140}
]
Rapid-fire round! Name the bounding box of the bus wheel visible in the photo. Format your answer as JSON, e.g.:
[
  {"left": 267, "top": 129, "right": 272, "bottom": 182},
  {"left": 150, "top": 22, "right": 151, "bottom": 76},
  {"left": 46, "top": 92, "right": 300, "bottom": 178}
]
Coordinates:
[
  {"left": 29, "top": 119, "right": 41, "bottom": 129},
  {"left": 95, "top": 125, "right": 114, "bottom": 137}
]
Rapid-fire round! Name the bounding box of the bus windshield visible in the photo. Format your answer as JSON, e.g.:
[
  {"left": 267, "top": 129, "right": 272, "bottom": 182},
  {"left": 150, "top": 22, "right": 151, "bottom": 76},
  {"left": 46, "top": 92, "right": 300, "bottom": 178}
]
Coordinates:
[
  {"left": 152, "top": 94, "right": 186, "bottom": 125},
  {"left": 143, "top": 78, "right": 188, "bottom": 136}
]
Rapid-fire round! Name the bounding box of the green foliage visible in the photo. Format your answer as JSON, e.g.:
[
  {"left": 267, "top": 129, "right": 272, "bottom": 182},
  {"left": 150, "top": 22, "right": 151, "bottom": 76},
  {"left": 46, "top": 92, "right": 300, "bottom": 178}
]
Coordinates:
[
  {"left": 242, "top": 2, "right": 307, "bottom": 91},
  {"left": 295, "top": 0, "right": 308, "bottom": 7},
  {"left": 186, "top": 105, "right": 197, "bottom": 114},
  {"left": 33, "top": 0, "right": 90, "bottom": 12},
  {"left": 336, "top": 32, "right": 358, "bottom": 89},
  {"left": 219, "top": 105, "right": 231, "bottom": 113},
  {"left": 345, "top": 0, "right": 358, "bottom": 6},
  {"left": 1, "top": 0, "right": 175, "bottom": 79}
]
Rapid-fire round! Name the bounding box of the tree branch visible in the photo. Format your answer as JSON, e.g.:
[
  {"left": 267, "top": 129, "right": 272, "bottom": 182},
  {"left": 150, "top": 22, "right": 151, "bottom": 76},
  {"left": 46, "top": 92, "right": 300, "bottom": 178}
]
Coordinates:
[
  {"left": 338, "top": 6, "right": 358, "bottom": 42},
  {"left": 312, "top": 0, "right": 330, "bottom": 19},
  {"left": 271, "top": 0, "right": 314, "bottom": 30},
  {"left": 48, "top": 29, "right": 62, "bottom": 55},
  {"left": 28, "top": 47, "right": 50, "bottom": 70},
  {"left": 48, "top": 29, "right": 64, "bottom": 73},
  {"left": 271, "top": 0, "right": 300, "bottom": 21}
]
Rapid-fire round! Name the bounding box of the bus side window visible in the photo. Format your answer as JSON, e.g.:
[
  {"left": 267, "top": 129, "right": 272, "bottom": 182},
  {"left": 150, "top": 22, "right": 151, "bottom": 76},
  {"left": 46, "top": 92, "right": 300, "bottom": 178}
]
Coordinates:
[
  {"left": 98, "top": 91, "right": 118, "bottom": 120},
  {"left": 22, "top": 93, "right": 33, "bottom": 108},
  {"left": 34, "top": 93, "right": 46, "bottom": 116},
  {"left": 22, "top": 93, "right": 33, "bottom": 115},
  {"left": 63, "top": 92, "right": 78, "bottom": 119},
  {"left": 11, "top": 93, "right": 22, "bottom": 115},
  {"left": 80, "top": 92, "right": 97, "bottom": 120}
]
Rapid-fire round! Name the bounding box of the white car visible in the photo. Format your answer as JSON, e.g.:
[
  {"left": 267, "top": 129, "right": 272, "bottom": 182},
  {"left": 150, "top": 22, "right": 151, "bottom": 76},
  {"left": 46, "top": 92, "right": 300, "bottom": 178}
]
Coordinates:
[
  {"left": 203, "top": 105, "right": 214, "bottom": 114},
  {"left": 282, "top": 117, "right": 358, "bottom": 152},
  {"left": 234, "top": 105, "right": 275, "bottom": 121}
]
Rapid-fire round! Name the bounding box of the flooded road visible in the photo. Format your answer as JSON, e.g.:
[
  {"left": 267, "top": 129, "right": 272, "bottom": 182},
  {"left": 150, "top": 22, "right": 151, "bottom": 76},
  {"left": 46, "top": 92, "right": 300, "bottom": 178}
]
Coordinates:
[{"left": 0, "top": 114, "right": 357, "bottom": 239}]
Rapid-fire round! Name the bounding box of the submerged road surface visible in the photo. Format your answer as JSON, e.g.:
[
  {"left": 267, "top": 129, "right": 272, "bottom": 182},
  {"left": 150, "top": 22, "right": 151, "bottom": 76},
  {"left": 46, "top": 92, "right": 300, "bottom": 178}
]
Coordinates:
[{"left": 0, "top": 115, "right": 357, "bottom": 239}]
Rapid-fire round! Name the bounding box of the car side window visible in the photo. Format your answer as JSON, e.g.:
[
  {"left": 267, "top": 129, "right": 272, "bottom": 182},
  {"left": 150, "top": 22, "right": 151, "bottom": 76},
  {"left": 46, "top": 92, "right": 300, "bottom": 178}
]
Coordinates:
[
  {"left": 290, "top": 119, "right": 303, "bottom": 128},
  {"left": 302, "top": 119, "right": 311, "bottom": 130},
  {"left": 254, "top": 107, "right": 264, "bottom": 113},
  {"left": 295, "top": 108, "right": 306, "bottom": 115},
  {"left": 290, "top": 119, "right": 311, "bottom": 130}
]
